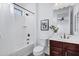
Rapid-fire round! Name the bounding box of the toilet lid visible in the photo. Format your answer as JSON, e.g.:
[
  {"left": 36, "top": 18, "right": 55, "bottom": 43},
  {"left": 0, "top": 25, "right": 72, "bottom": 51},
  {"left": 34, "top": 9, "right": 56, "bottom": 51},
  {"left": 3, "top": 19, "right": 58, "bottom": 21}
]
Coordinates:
[{"left": 34, "top": 46, "right": 44, "bottom": 52}]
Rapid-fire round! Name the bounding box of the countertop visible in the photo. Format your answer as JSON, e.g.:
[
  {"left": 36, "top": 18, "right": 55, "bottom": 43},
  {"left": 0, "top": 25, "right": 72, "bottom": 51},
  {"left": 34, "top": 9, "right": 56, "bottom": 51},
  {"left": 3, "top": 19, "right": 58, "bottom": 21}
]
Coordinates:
[{"left": 49, "top": 35, "right": 79, "bottom": 44}]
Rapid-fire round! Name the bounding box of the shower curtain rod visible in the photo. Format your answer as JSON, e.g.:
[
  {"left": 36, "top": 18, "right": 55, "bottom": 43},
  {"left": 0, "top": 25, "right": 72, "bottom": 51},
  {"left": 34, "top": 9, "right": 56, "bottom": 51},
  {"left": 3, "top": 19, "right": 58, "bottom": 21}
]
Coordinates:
[{"left": 13, "top": 3, "right": 35, "bottom": 14}]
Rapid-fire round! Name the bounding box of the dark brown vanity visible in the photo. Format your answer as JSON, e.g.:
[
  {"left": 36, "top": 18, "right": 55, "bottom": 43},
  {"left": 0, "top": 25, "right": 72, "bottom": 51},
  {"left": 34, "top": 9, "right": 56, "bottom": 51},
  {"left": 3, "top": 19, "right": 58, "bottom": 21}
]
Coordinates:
[{"left": 50, "top": 40, "right": 79, "bottom": 56}]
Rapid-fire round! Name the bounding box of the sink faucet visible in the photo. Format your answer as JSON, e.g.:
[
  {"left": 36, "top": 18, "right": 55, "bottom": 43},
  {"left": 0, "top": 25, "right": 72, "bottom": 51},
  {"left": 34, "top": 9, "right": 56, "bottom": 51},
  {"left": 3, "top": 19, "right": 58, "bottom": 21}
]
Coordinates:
[{"left": 60, "top": 33, "right": 70, "bottom": 39}]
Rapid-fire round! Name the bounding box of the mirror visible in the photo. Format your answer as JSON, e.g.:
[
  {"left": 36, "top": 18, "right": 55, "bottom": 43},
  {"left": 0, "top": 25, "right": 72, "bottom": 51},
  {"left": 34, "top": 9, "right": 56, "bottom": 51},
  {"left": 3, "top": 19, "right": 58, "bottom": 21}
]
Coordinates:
[{"left": 54, "top": 6, "right": 73, "bottom": 35}]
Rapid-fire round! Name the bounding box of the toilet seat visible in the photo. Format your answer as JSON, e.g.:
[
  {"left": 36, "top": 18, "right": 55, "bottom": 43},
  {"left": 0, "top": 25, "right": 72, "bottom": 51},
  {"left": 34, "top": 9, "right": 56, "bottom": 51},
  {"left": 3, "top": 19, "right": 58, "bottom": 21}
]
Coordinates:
[{"left": 33, "top": 46, "right": 44, "bottom": 56}]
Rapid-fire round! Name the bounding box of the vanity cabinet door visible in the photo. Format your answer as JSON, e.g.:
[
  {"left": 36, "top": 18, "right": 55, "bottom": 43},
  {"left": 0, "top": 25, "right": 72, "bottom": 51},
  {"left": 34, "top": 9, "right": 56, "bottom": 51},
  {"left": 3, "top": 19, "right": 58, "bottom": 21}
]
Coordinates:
[
  {"left": 50, "top": 47, "right": 63, "bottom": 56},
  {"left": 50, "top": 40, "right": 63, "bottom": 48},
  {"left": 63, "top": 42, "right": 79, "bottom": 56},
  {"left": 50, "top": 40, "right": 63, "bottom": 56}
]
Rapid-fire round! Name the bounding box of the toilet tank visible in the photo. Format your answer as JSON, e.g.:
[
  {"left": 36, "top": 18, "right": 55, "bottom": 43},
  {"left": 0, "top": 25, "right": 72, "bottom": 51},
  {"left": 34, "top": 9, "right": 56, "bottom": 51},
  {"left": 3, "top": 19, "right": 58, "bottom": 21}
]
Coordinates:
[{"left": 38, "top": 39, "right": 47, "bottom": 46}]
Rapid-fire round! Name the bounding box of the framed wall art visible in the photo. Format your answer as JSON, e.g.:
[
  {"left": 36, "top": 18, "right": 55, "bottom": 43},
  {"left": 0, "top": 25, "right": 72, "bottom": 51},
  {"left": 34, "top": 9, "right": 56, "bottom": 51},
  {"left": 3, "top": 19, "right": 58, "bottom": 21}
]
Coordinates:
[{"left": 41, "top": 19, "right": 49, "bottom": 31}]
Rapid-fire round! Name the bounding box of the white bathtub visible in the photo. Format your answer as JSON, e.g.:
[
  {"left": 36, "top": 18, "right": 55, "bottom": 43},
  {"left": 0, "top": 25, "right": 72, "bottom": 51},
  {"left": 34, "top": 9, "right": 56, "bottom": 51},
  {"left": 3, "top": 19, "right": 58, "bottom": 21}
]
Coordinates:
[{"left": 9, "top": 43, "right": 34, "bottom": 56}]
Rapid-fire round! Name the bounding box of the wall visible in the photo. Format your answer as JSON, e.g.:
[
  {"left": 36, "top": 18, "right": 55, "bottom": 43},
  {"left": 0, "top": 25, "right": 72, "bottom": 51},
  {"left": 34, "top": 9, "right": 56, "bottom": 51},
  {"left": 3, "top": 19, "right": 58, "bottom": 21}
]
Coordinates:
[
  {"left": 14, "top": 3, "right": 37, "bottom": 45},
  {"left": 37, "top": 3, "right": 55, "bottom": 54},
  {"left": 22, "top": 3, "right": 37, "bottom": 45},
  {"left": 37, "top": 3, "right": 54, "bottom": 40}
]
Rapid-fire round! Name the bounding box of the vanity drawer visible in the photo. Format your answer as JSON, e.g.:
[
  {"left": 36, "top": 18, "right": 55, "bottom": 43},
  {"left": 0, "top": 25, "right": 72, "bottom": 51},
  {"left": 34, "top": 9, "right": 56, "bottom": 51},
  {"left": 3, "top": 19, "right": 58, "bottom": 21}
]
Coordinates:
[{"left": 50, "top": 40, "right": 63, "bottom": 48}]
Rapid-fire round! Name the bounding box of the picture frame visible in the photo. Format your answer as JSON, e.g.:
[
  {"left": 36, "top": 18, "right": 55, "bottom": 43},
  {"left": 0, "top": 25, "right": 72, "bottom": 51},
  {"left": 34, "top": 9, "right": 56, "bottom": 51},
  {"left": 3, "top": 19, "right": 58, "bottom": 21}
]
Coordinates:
[{"left": 41, "top": 19, "right": 49, "bottom": 31}]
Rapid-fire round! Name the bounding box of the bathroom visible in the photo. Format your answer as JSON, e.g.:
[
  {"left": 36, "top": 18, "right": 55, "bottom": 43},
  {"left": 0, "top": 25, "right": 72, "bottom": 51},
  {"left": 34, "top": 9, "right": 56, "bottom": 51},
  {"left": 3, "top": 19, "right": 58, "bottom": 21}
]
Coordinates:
[{"left": 0, "top": 3, "right": 79, "bottom": 56}]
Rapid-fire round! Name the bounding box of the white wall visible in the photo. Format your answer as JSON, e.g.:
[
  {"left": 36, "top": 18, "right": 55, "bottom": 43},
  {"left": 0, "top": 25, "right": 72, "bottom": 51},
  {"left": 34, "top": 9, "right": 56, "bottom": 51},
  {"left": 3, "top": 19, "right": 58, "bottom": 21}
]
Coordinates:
[
  {"left": 22, "top": 3, "right": 37, "bottom": 45},
  {"left": 14, "top": 3, "right": 37, "bottom": 45},
  {"left": 37, "top": 3, "right": 54, "bottom": 40},
  {"left": 37, "top": 3, "right": 55, "bottom": 54}
]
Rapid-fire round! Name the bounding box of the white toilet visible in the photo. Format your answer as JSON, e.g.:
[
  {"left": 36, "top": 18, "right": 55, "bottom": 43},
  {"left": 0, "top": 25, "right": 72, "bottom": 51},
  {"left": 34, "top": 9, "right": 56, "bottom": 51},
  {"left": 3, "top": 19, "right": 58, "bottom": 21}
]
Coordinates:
[{"left": 33, "top": 39, "right": 47, "bottom": 56}]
